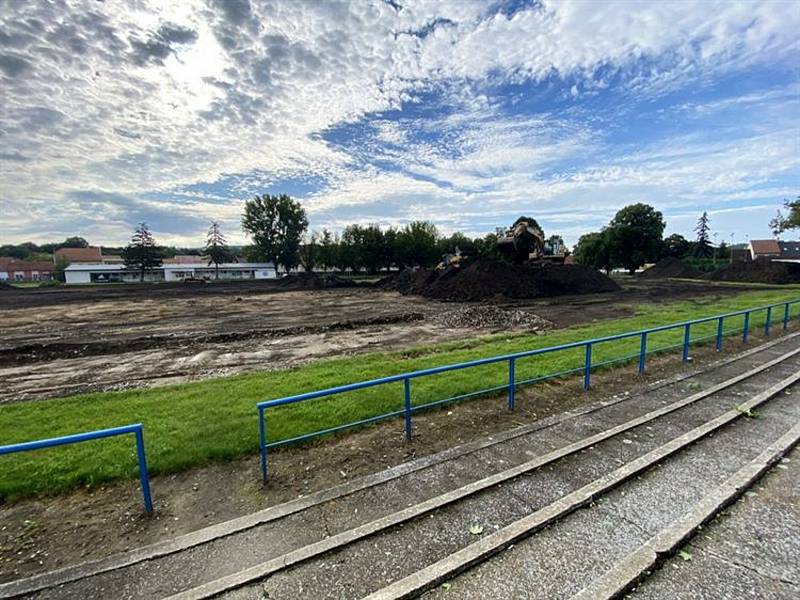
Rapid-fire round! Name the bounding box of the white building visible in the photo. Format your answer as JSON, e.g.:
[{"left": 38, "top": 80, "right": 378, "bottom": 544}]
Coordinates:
[{"left": 64, "top": 262, "right": 277, "bottom": 284}]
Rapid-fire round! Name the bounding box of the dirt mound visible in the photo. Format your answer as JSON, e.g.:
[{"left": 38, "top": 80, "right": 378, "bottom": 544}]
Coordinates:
[
  {"left": 429, "top": 306, "right": 553, "bottom": 330},
  {"left": 639, "top": 257, "right": 703, "bottom": 279},
  {"left": 705, "top": 258, "right": 800, "bottom": 284},
  {"left": 380, "top": 259, "right": 620, "bottom": 301},
  {"left": 274, "top": 272, "right": 358, "bottom": 290}
]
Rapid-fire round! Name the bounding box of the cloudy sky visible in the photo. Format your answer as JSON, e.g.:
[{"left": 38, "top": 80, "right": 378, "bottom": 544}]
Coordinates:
[{"left": 1, "top": 0, "right": 798, "bottom": 247}]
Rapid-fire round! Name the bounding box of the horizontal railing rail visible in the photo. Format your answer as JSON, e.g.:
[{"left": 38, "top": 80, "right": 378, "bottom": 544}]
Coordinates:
[
  {"left": 0, "top": 424, "right": 154, "bottom": 512},
  {"left": 257, "top": 299, "right": 800, "bottom": 481}
]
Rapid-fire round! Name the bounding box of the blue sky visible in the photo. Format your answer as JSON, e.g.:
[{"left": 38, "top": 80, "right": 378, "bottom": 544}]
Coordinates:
[{"left": 1, "top": 0, "right": 798, "bottom": 247}]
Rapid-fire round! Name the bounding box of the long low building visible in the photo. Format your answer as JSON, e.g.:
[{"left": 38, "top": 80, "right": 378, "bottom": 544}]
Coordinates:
[{"left": 64, "top": 262, "right": 277, "bottom": 284}]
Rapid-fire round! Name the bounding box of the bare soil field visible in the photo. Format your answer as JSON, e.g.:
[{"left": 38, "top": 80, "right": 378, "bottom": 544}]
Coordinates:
[{"left": 0, "top": 278, "right": 759, "bottom": 403}]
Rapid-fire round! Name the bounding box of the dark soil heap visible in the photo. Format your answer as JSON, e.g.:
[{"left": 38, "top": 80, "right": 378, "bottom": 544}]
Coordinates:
[
  {"left": 639, "top": 257, "right": 703, "bottom": 279},
  {"left": 274, "top": 272, "right": 358, "bottom": 290},
  {"left": 379, "top": 259, "right": 620, "bottom": 301},
  {"left": 705, "top": 258, "right": 800, "bottom": 284}
]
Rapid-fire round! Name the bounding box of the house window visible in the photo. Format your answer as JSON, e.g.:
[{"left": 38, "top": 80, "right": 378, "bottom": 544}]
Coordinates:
[
  {"left": 14, "top": 272, "right": 25, "bottom": 281},
  {"left": 32, "top": 271, "right": 40, "bottom": 281}
]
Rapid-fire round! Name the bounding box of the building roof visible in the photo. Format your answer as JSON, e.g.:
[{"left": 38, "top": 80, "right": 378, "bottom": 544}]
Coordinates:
[
  {"left": 54, "top": 247, "right": 103, "bottom": 262},
  {"left": 163, "top": 254, "right": 204, "bottom": 264},
  {"left": 65, "top": 262, "right": 275, "bottom": 271},
  {"left": 0, "top": 258, "right": 55, "bottom": 271},
  {"left": 749, "top": 239, "right": 781, "bottom": 255}
]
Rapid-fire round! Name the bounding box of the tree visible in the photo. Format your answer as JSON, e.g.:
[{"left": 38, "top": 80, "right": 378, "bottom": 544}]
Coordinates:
[
  {"left": 62, "top": 236, "right": 89, "bottom": 248},
  {"left": 299, "top": 231, "right": 319, "bottom": 272},
  {"left": 662, "top": 233, "right": 691, "bottom": 258},
  {"left": 318, "top": 228, "right": 336, "bottom": 271},
  {"left": 606, "top": 203, "right": 666, "bottom": 274},
  {"left": 397, "top": 221, "right": 439, "bottom": 268},
  {"left": 203, "top": 222, "right": 234, "bottom": 279},
  {"left": 122, "top": 222, "right": 162, "bottom": 282},
  {"left": 573, "top": 231, "right": 613, "bottom": 274},
  {"left": 693, "top": 212, "right": 712, "bottom": 258},
  {"left": 769, "top": 196, "right": 800, "bottom": 234},
  {"left": 241, "top": 194, "right": 308, "bottom": 273}
]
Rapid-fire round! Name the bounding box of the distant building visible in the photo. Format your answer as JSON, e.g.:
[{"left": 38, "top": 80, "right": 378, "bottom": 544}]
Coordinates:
[
  {"left": 54, "top": 246, "right": 104, "bottom": 263},
  {"left": 748, "top": 239, "right": 800, "bottom": 261},
  {"left": 778, "top": 241, "right": 800, "bottom": 259},
  {"left": 0, "top": 258, "right": 56, "bottom": 282},
  {"left": 163, "top": 254, "right": 205, "bottom": 264},
  {"left": 64, "top": 262, "right": 276, "bottom": 284}
]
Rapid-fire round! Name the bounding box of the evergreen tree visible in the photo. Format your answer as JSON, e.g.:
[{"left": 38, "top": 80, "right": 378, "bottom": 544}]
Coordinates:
[
  {"left": 693, "top": 212, "right": 712, "bottom": 258},
  {"left": 203, "top": 222, "right": 234, "bottom": 279},
  {"left": 122, "top": 222, "right": 162, "bottom": 282}
]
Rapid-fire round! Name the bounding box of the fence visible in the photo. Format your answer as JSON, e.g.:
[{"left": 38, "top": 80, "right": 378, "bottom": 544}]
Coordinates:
[
  {"left": 257, "top": 299, "right": 800, "bottom": 481},
  {"left": 0, "top": 424, "right": 153, "bottom": 513}
]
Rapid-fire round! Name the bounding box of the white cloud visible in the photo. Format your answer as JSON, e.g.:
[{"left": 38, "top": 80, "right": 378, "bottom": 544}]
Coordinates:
[{"left": 0, "top": 0, "right": 798, "bottom": 245}]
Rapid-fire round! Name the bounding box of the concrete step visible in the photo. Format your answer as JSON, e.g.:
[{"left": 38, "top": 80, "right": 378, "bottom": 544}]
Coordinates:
[
  {"left": 4, "top": 333, "right": 799, "bottom": 600},
  {"left": 221, "top": 371, "right": 800, "bottom": 600}
]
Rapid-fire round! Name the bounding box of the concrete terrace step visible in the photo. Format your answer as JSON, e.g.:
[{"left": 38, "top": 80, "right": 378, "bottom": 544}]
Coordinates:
[
  {"left": 215, "top": 369, "right": 800, "bottom": 599},
  {"left": 3, "top": 332, "right": 799, "bottom": 600}
]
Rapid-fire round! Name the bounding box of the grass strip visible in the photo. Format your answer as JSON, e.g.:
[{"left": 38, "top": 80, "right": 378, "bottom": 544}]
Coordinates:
[{"left": 1, "top": 288, "right": 798, "bottom": 499}]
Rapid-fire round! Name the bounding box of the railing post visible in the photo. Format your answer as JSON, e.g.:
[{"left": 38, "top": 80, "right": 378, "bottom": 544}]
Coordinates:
[
  {"left": 765, "top": 306, "right": 772, "bottom": 336},
  {"left": 134, "top": 426, "right": 154, "bottom": 514},
  {"left": 716, "top": 317, "right": 724, "bottom": 351},
  {"left": 743, "top": 311, "right": 750, "bottom": 343},
  {"left": 508, "top": 357, "right": 516, "bottom": 411},
  {"left": 583, "top": 343, "right": 592, "bottom": 390},
  {"left": 784, "top": 303, "right": 790, "bottom": 330},
  {"left": 259, "top": 406, "right": 268, "bottom": 483},
  {"left": 682, "top": 323, "right": 691, "bottom": 361},
  {"left": 638, "top": 332, "right": 647, "bottom": 374},
  {"left": 404, "top": 377, "right": 413, "bottom": 441}
]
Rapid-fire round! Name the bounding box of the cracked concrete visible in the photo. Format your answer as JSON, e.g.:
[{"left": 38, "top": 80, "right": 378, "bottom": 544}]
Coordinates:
[{"left": 630, "top": 446, "right": 800, "bottom": 599}]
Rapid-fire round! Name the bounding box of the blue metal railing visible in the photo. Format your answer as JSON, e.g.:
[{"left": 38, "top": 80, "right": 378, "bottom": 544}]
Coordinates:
[
  {"left": 257, "top": 299, "right": 800, "bottom": 481},
  {"left": 0, "top": 424, "right": 154, "bottom": 512}
]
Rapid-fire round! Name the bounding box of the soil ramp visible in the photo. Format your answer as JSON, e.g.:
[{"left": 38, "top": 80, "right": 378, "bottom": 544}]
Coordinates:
[
  {"left": 639, "top": 257, "right": 703, "bottom": 279},
  {"left": 705, "top": 258, "right": 800, "bottom": 284}
]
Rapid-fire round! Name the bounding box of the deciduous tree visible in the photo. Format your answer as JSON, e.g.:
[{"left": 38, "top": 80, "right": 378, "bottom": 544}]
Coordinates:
[{"left": 241, "top": 194, "right": 308, "bottom": 273}]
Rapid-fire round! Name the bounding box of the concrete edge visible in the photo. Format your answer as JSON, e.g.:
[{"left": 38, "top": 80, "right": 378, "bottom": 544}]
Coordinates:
[
  {"left": 359, "top": 371, "right": 800, "bottom": 600},
  {"left": 568, "top": 421, "right": 800, "bottom": 600},
  {"left": 2, "top": 330, "right": 798, "bottom": 598}
]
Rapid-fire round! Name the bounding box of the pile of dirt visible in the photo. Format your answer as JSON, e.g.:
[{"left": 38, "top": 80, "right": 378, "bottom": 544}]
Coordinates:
[
  {"left": 705, "top": 258, "right": 800, "bottom": 284},
  {"left": 428, "top": 305, "right": 553, "bottom": 330},
  {"left": 274, "top": 272, "right": 358, "bottom": 290},
  {"left": 639, "top": 257, "right": 703, "bottom": 279},
  {"left": 379, "top": 259, "right": 620, "bottom": 301}
]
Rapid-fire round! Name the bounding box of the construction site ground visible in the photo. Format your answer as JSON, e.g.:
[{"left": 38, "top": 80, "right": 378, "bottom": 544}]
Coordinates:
[{"left": 0, "top": 277, "right": 763, "bottom": 403}]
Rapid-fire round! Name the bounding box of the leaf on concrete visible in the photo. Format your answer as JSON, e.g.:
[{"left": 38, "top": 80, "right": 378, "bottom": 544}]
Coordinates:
[
  {"left": 441, "top": 582, "right": 452, "bottom": 590},
  {"left": 678, "top": 550, "right": 692, "bottom": 561},
  {"left": 469, "top": 524, "right": 484, "bottom": 535}
]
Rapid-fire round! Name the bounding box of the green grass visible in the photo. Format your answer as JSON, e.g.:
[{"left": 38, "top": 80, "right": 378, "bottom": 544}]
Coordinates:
[{"left": 1, "top": 288, "right": 799, "bottom": 500}]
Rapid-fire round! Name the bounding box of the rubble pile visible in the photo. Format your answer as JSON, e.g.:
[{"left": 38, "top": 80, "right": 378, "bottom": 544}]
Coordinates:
[{"left": 429, "top": 305, "right": 554, "bottom": 330}]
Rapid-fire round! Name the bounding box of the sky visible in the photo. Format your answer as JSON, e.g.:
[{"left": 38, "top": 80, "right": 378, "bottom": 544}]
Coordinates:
[{"left": 1, "top": 0, "right": 799, "bottom": 248}]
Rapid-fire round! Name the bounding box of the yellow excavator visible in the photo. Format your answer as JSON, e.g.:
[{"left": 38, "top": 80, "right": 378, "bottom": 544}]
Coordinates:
[{"left": 496, "top": 217, "right": 566, "bottom": 264}]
